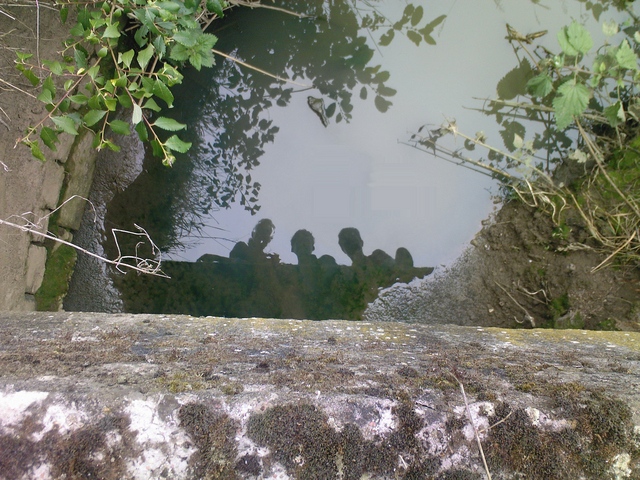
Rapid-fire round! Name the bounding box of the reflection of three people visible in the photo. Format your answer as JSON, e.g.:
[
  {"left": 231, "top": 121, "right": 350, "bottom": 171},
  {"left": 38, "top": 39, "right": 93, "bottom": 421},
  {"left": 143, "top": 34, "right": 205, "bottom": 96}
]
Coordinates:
[{"left": 196, "top": 219, "right": 432, "bottom": 319}]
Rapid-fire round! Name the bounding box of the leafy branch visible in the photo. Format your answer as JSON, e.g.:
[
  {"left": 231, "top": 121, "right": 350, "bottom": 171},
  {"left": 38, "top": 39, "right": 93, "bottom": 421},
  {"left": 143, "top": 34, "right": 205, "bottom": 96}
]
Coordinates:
[{"left": 15, "top": 0, "right": 230, "bottom": 166}]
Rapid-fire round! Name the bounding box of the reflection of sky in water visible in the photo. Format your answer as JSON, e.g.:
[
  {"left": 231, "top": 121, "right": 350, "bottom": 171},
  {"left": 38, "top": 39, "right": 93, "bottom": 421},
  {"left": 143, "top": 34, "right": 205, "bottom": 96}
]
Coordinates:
[{"left": 169, "top": 0, "right": 625, "bottom": 267}]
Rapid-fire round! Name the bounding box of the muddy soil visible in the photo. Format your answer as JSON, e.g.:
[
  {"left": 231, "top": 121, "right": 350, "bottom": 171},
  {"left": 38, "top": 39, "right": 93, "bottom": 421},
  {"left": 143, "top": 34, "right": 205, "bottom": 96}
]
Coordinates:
[{"left": 368, "top": 197, "right": 640, "bottom": 331}]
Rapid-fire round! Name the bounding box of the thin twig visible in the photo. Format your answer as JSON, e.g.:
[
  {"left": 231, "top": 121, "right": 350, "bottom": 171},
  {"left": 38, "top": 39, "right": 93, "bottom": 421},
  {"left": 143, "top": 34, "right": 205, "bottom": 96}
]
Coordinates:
[
  {"left": 451, "top": 372, "right": 492, "bottom": 480},
  {"left": 228, "top": 0, "right": 314, "bottom": 18},
  {"left": 591, "top": 230, "right": 636, "bottom": 273},
  {"left": 0, "top": 77, "right": 37, "bottom": 98},
  {"left": 211, "top": 48, "right": 312, "bottom": 87},
  {"left": 495, "top": 281, "right": 536, "bottom": 327}
]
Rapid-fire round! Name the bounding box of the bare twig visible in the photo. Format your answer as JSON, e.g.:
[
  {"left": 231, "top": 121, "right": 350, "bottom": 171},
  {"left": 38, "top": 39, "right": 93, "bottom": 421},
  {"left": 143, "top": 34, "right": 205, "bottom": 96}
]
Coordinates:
[
  {"left": 495, "top": 281, "right": 536, "bottom": 327},
  {"left": 228, "top": 0, "right": 314, "bottom": 18},
  {"left": 0, "top": 196, "right": 169, "bottom": 278},
  {"left": 451, "top": 372, "right": 492, "bottom": 480},
  {"left": 0, "top": 77, "right": 37, "bottom": 98},
  {"left": 211, "top": 48, "right": 312, "bottom": 87}
]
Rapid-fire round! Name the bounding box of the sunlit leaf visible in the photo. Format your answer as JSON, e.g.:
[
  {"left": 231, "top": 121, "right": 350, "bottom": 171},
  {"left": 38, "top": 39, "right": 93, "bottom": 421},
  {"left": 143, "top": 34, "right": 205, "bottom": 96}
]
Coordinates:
[
  {"left": 102, "top": 23, "right": 121, "bottom": 39},
  {"left": 153, "top": 116, "right": 186, "bottom": 131},
  {"left": 119, "top": 49, "right": 135, "bottom": 69},
  {"left": 27, "top": 141, "right": 46, "bottom": 161},
  {"left": 553, "top": 80, "right": 591, "bottom": 129},
  {"left": 51, "top": 115, "right": 79, "bottom": 135},
  {"left": 602, "top": 20, "right": 619, "bottom": 37},
  {"left": 557, "top": 21, "right": 592, "bottom": 56},
  {"left": 165, "top": 135, "right": 191, "bottom": 153},
  {"left": 132, "top": 104, "right": 143, "bottom": 125},
  {"left": 616, "top": 39, "right": 638, "bottom": 70},
  {"left": 83, "top": 109, "right": 107, "bottom": 127}
]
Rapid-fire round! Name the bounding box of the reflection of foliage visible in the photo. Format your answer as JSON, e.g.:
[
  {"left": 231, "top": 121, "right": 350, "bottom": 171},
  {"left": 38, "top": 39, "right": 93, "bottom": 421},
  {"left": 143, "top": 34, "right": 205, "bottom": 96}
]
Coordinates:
[{"left": 107, "top": 1, "right": 447, "bottom": 252}]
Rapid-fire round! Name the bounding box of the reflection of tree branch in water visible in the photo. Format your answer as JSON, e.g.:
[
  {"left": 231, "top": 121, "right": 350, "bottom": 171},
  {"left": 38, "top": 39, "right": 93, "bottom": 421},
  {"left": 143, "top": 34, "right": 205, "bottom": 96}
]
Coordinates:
[{"left": 106, "top": 2, "right": 449, "bottom": 258}]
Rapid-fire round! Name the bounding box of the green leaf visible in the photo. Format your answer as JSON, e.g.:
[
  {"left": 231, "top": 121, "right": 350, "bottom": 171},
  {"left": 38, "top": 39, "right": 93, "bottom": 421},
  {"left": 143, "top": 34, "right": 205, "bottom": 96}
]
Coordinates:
[
  {"left": 137, "top": 44, "right": 155, "bottom": 71},
  {"left": 37, "top": 89, "right": 53, "bottom": 104},
  {"left": 526, "top": 73, "right": 553, "bottom": 97},
  {"left": 60, "top": 7, "right": 69, "bottom": 23},
  {"left": 40, "top": 126, "right": 59, "bottom": 151},
  {"left": 102, "top": 23, "right": 121, "bottom": 39},
  {"left": 411, "top": 5, "right": 423, "bottom": 26},
  {"left": 143, "top": 98, "right": 162, "bottom": 112},
  {"left": 132, "top": 104, "right": 143, "bottom": 125},
  {"left": 118, "top": 94, "right": 133, "bottom": 108},
  {"left": 378, "top": 85, "right": 397, "bottom": 97},
  {"left": 69, "top": 22, "right": 86, "bottom": 37},
  {"left": 406, "top": 30, "right": 422, "bottom": 46},
  {"left": 104, "top": 97, "right": 117, "bottom": 111},
  {"left": 156, "top": 1, "right": 182, "bottom": 13},
  {"left": 173, "top": 28, "right": 200, "bottom": 47},
  {"left": 164, "top": 134, "right": 191, "bottom": 153},
  {"left": 169, "top": 43, "right": 190, "bottom": 62},
  {"left": 69, "top": 94, "right": 88, "bottom": 105},
  {"left": 17, "top": 66, "right": 40, "bottom": 87},
  {"left": 206, "top": 0, "right": 225, "bottom": 16},
  {"left": 110, "top": 119, "right": 131, "bottom": 135},
  {"left": 602, "top": 20, "right": 619, "bottom": 37},
  {"left": 557, "top": 21, "right": 592, "bottom": 56},
  {"left": 152, "top": 116, "right": 186, "bottom": 131},
  {"left": 616, "top": 39, "right": 637, "bottom": 70},
  {"left": 51, "top": 116, "right": 79, "bottom": 135},
  {"left": 153, "top": 80, "right": 174, "bottom": 107},
  {"left": 153, "top": 36, "right": 167, "bottom": 59},
  {"left": 74, "top": 48, "right": 87, "bottom": 70},
  {"left": 604, "top": 100, "right": 625, "bottom": 127},
  {"left": 552, "top": 81, "right": 591, "bottom": 129},
  {"left": 135, "top": 121, "right": 148, "bottom": 142},
  {"left": 28, "top": 141, "right": 46, "bottom": 161},
  {"left": 119, "top": 49, "right": 135, "bottom": 69},
  {"left": 150, "top": 139, "right": 164, "bottom": 157},
  {"left": 83, "top": 109, "right": 107, "bottom": 127},
  {"left": 44, "top": 61, "right": 64, "bottom": 75},
  {"left": 77, "top": 7, "right": 90, "bottom": 28},
  {"left": 104, "top": 140, "right": 121, "bottom": 152},
  {"left": 42, "top": 76, "right": 56, "bottom": 97},
  {"left": 64, "top": 80, "right": 74, "bottom": 91}
]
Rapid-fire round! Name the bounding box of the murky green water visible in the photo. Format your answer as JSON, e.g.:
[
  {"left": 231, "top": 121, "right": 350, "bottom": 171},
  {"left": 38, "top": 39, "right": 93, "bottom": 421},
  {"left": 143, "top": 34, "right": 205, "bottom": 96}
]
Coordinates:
[{"left": 67, "top": 0, "right": 627, "bottom": 318}]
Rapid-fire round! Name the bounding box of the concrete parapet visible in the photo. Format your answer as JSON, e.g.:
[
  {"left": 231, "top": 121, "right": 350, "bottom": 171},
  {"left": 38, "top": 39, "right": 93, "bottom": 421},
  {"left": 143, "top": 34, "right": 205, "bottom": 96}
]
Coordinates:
[{"left": 0, "top": 312, "right": 638, "bottom": 479}]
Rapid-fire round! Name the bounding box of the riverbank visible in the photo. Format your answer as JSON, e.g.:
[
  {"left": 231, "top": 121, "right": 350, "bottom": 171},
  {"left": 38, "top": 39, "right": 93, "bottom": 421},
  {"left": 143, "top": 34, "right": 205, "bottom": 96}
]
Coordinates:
[{"left": 0, "top": 3, "right": 97, "bottom": 310}]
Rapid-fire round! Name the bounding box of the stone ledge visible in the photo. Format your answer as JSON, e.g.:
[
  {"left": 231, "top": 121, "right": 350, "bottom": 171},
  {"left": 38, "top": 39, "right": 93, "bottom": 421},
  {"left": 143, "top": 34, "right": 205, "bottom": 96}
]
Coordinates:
[{"left": 0, "top": 313, "right": 639, "bottom": 479}]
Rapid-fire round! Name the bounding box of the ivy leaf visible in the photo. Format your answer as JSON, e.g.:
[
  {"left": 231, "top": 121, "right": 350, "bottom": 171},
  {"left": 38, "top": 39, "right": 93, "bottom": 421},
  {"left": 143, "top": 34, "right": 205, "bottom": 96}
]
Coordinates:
[
  {"left": 616, "top": 39, "right": 638, "bottom": 70},
  {"left": 83, "top": 109, "right": 107, "bottom": 127},
  {"left": 552, "top": 80, "right": 591, "bottom": 130},
  {"left": 40, "top": 126, "right": 59, "bottom": 151},
  {"left": 109, "top": 119, "right": 131, "bottom": 135},
  {"left": 52, "top": 115, "right": 79, "bottom": 135},
  {"left": 153, "top": 116, "right": 186, "bottom": 131},
  {"left": 206, "top": 0, "right": 225, "bottom": 17},
  {"left": 165, "top": 134, "right": 192, "bottom": 153},
  {"left": 526, "top": 73, "right": 553, "bottom": 98}
]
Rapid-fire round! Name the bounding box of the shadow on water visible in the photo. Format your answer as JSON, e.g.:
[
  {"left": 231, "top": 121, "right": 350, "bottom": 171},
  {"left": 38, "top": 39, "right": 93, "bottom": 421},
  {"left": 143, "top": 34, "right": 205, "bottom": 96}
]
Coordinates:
[{"left": 116, "top": 219, "right": 433, "bottom": 320}]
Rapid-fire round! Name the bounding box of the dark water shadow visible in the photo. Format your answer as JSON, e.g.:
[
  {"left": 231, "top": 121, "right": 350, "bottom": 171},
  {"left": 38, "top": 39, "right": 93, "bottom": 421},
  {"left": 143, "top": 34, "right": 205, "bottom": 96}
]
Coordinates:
[{"left": 116, "top": 220, "right": 433, "bottom": 320}]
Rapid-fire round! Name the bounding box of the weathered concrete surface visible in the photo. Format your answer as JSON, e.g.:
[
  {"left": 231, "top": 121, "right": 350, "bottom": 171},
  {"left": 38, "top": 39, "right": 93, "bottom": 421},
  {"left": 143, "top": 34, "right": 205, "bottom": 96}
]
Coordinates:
[{"left": 0, "top": 312, "right": 639, "bottom": 479}]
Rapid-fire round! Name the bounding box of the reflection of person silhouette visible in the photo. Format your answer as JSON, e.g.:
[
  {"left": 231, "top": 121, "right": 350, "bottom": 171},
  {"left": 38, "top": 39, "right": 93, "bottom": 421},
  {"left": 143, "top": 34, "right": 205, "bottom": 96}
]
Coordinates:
[
  {"left": 291, "top": 229, "right": 317, "bottom": 265},
  {"left": 230, "top": 218, "right": 279, "bottom": 263},
  {"left": 338, "top": 227, "right": 393, "bottom": 267}
]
